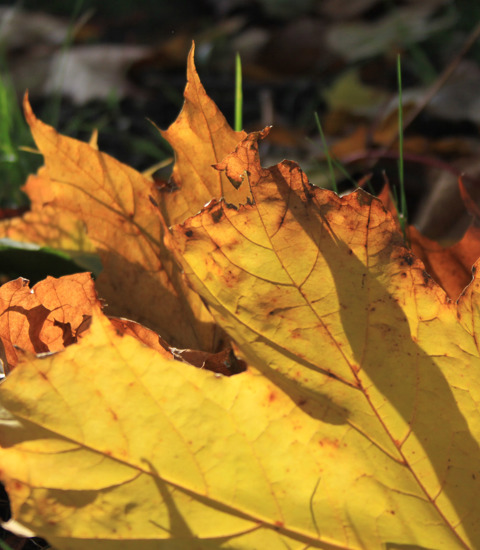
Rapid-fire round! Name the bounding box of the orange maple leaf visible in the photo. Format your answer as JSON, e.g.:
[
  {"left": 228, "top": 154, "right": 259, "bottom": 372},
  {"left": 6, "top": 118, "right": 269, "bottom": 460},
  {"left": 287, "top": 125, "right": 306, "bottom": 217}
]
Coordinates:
[{"left": 0, "top": 273, "right": 97, "bottom": 371}]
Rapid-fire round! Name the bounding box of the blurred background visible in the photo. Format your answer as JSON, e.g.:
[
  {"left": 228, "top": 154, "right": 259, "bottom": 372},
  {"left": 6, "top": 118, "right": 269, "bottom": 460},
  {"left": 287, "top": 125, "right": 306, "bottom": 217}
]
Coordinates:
[{"left": 1, "top": 0, "right": 480, "bottom": 238}]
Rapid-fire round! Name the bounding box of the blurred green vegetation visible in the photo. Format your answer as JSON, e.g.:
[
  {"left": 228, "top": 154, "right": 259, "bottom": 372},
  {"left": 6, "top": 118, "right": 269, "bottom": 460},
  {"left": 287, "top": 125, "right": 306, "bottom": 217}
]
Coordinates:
[{"left": 0, "top": 70, "right": 40, "bottom": 207}]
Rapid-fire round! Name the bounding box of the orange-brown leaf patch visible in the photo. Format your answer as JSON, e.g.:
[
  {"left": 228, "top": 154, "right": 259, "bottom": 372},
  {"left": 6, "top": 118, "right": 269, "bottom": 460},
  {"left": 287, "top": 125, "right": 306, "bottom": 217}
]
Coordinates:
[
  {"left": 0, "top": 273, "right": 98, "bottom": 371},
  {"left": 378, "top": 184, "right": 480, "bottom": 300}
]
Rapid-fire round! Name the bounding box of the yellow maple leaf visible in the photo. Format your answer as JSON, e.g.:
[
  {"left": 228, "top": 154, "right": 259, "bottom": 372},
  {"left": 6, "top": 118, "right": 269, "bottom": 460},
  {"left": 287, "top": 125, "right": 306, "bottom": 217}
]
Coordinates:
[
  {"left": 168, "top": 130, "right": 480, "bottom": 548},
  {"left": 1, "top": 144, "right": 480, "bottom": 546},
  {"left": 0, "top": 43, "right": 252, "bottom": 352}
]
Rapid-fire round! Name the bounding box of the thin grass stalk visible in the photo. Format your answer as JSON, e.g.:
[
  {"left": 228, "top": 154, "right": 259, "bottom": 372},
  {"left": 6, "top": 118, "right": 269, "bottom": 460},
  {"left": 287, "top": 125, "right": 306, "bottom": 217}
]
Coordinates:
[
  {"left": 397, "top": 54, "right": 408, "bottom": 243},
  {"left": 234, "top": 52, "right": 243, "bottom": 132}
]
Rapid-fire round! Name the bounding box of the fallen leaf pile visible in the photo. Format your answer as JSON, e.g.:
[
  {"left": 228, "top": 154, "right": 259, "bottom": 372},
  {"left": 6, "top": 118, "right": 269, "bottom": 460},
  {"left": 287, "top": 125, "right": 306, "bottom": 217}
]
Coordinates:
[{"left": 1, "top": 44, "right": 480, "bottom": 550}]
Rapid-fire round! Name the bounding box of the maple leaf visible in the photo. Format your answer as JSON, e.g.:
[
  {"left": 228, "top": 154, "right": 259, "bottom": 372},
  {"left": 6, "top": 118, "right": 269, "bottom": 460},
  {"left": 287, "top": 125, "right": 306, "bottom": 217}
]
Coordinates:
[{"left": 1, "top": 138, "right": 479, "bottom": 549}]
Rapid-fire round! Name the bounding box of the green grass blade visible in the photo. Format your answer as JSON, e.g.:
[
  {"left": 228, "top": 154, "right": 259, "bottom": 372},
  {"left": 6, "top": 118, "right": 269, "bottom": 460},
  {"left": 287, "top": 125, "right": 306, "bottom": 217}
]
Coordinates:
[
  {"left": 234, "top": 52, "right": 243, "bottom": 132},
  {"left": 0, "top": 66, "right": 40, "bottom": 205},
  {"left": 397, "top": 54, "right": 408, "bottom": 243}
]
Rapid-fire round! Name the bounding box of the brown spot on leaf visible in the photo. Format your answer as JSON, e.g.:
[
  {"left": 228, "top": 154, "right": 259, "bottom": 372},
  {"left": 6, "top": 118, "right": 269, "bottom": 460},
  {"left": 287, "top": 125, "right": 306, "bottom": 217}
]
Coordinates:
[
  {"left": 268, "top": 391, "right": 278, "bottom": 403},
  {"left": 318, "top": 438, "right": 339, "bottom": 449},
  {"left": 12, "top": 481, "right": 22, "bottom": 491},
  {"left": 211, "top": 209, "right": 224, "bottom": 223}
]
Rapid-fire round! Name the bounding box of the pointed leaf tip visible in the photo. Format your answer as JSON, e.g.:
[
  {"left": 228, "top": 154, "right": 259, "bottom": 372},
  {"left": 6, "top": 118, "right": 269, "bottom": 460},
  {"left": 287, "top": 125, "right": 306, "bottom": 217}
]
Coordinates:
[
  {"left": 159, "top": 41, "right": 250, "bottom": 225},
  {"left": 188, "top": 40, "right": 195, "bottom": 63},
  {"left": 22, "top": 91, "right": 35, "bottom": 126}
]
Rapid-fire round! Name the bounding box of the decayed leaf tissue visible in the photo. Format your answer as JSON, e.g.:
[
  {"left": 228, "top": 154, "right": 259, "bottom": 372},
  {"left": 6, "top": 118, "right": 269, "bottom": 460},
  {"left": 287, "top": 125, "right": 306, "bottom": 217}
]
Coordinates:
[{"left": 0, "top": 44, "right": 479, "bottom": 550}]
